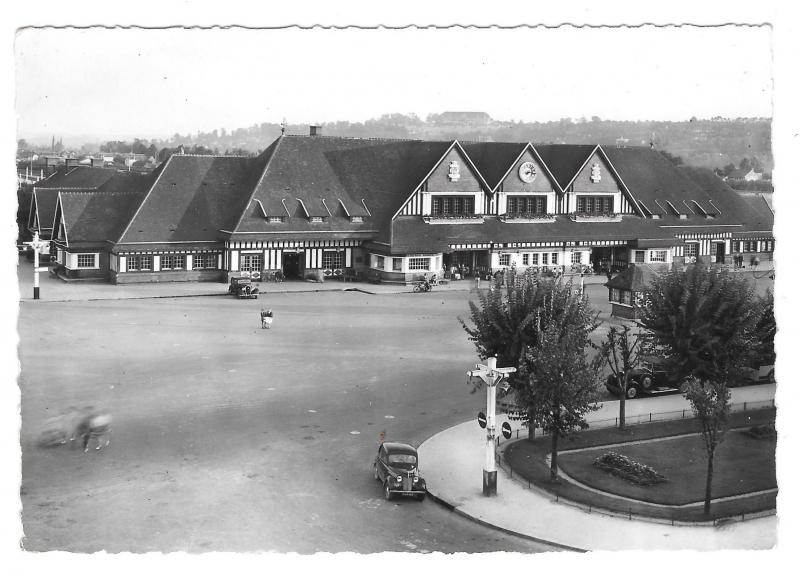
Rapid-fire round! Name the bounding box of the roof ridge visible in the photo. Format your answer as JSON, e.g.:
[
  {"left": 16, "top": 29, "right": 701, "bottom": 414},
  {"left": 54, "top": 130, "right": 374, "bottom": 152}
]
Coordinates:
[
  {"left": 174, "top": 153, "right": 255, "bottom": 159},
  {"left": 283, "top": 134, "right": 435, "bottom": 143}
]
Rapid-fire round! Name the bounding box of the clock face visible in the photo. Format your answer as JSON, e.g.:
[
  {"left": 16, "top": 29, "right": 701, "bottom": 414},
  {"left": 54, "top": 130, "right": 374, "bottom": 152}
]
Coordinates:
[{"left": 518, "top": 161, "right": 537, "bottom": 183}]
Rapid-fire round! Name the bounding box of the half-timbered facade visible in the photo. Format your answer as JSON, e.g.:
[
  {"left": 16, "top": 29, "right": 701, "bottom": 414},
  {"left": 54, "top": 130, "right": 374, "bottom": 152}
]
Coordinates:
[{"left": 41, "top": 129, "right": 774, "bottom": 284}]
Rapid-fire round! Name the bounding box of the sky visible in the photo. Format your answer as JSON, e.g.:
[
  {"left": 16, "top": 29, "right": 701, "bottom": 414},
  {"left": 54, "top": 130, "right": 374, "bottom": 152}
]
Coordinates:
[{"left": 14, "top": 25, "right": 774, "bottom": 144}]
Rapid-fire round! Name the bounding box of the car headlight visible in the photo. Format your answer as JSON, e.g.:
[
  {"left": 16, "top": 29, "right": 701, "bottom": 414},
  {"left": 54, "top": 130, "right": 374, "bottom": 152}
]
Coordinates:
[
  {"left": 413, "top": 476, "right": 419, "bottom": 483},
  {"left": 396, "top": 475, "right": 402, "bottom": 483}
]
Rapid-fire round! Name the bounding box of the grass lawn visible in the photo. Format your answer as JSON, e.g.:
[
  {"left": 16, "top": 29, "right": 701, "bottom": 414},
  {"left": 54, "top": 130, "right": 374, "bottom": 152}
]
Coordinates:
[
  {"left": 503, "top": 408, "right": 777, "bottom": 522},
  {"left": 558, "top": 429, "right": 777, "bottom": 505}
]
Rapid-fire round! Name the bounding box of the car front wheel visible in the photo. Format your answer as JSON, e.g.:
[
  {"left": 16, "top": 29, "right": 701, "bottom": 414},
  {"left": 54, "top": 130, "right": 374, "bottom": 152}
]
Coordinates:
[
  {"left": 626, "top": 385, "right": 638, "bottom": 399},
  {"left": 383, "top": 481, "right": 393, "bottom": 501}
]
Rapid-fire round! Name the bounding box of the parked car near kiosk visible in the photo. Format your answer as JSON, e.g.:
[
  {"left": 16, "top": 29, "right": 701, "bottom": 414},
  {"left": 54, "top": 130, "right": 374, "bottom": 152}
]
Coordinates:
[
  {"left": 373, "top": 442, "right": 426, "bottom": 501},
  {"left": 605, "top": 356, "right": 684, "bottom": 399}
]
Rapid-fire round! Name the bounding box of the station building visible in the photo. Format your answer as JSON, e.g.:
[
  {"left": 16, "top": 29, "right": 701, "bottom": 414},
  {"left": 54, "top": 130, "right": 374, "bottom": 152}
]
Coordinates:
[{"left": 32, "top": 129, "right": 774, "bottom": 285}]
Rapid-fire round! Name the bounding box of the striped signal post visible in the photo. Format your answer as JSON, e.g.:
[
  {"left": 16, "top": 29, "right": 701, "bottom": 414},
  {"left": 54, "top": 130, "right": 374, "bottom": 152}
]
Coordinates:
[
  {"left": 24, "top": 231, "right": 50, "bottom": 300},
  {"left": 468, "top": 356, "right": 516, "bottom": 496}
]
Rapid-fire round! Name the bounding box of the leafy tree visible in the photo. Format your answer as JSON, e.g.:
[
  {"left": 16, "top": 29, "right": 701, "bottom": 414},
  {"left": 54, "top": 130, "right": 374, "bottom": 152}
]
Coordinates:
[
  {"left": 640, "top": 266, "right": 766, "bottom": 517},
  {"left": 516, "top": 285, "right": 600, "bottom": 480},
  {"left": 722, "top": 163, "right": 736, "bottom": 176},
  {"left": 460, "top": 269, "right": 595, "bottom": 439},
  {"left": 639, "top": 266, "right": 765, "bottom": 387},
  {"left": 597, "top": 324, "right": 645, "bottom": 429},
  {"left": 739, "top": 157, "right": 752, "bottom": 172},
  {"left": 683, "top": 378, "right": 731, "bottom": 516}
]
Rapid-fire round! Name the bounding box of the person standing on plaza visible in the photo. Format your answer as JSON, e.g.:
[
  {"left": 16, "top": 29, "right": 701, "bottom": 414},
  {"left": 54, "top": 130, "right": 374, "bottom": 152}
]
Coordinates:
[{"left": 260, "top": 308, "right": 273, "bottom": 329}]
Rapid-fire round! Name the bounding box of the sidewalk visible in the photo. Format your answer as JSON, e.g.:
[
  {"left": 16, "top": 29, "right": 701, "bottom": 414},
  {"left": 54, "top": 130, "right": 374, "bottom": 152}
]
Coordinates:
[
  {"left": 16, "top": 259, "right": 619, "bottom": 303},
  {"left": 417, "top": 384, "right": 778, "bottom": 551}
]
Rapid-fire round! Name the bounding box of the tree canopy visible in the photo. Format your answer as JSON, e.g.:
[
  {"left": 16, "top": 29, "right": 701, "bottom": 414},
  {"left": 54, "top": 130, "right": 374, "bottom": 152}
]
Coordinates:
[{"left": 639, "top": 266, "right": 766, "bottom": 386}]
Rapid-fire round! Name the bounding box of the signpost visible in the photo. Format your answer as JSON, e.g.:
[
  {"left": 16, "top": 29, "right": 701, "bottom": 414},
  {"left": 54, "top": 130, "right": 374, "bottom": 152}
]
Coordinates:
[
  {"left": 23, "top": 231, "right": 51, "bottom": 300},
  {"left": 467, "top": 356, "right": 516, "bottom": 497}
]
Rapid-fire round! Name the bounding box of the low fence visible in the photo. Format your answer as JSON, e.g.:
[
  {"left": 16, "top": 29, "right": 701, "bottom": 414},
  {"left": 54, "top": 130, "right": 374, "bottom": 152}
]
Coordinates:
[{"left": 491, "top": 397, "right": 777, "bottom": 527}]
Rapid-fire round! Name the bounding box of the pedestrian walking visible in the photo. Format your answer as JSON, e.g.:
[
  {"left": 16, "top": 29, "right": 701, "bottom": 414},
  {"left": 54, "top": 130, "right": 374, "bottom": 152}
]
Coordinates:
[
  {"left": 474, "top": 271, "right": 481, "bottom": 290},
  {"left": 260, "top": 308, "right": 273, "bottom": 329}
]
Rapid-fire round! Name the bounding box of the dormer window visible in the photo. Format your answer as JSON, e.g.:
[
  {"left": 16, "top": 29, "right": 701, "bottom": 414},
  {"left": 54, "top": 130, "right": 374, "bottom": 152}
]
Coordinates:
[
  {"left": 576, "top": 196, "right": 613, "bottom": 214},
  {"left": 350, "top": 216, "right": 364, "bottom": 223},
  {"left": 310, "top": 216, "right": 324, "bottom": 223},
  {"left": 267, "top": 216, "right": 285, "bottom": 223},
  {"left": 432, "top": 195, "right": 474, "bottom": 216}
]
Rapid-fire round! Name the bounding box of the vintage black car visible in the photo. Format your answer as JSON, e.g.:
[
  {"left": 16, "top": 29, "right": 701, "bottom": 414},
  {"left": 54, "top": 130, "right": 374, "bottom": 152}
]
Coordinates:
[
  {"left": 228, "top": 276, "right": 259, "bottom": 299},
  {"left": 373, "top": 442, "right": 426, "bottom": 501},
  {"left": 605, "top": 356, "right": 683, "bottom": 399}
]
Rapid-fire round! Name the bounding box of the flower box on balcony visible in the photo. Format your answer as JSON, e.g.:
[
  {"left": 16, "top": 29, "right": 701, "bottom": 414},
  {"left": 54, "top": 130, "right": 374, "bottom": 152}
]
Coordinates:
[
  {"left": 499, "top": 213, "right": 556, "bottom": 224},
  {"left": 569, "top": 212, "right": 622, "bottom": 223},
  {"left": 423, "top": 214, "right": 485, "bottom": 225}
]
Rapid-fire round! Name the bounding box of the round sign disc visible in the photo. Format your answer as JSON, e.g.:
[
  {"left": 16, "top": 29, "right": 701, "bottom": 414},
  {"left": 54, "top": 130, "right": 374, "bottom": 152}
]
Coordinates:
[
  {"left": 501, "top": 422, "right": 512, "bottom": 439},
  {"left": 477, "top": 411, "right": 487, "bottom": 428}
]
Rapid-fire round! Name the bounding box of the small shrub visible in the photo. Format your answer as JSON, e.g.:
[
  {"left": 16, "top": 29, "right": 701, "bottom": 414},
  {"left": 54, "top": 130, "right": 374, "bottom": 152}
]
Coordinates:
[
  {"left": 746, "top": 424, "right": 776, "bottom": 439},
  {"left": 594, "top": 451, "right": 667, "bottom": 485}
]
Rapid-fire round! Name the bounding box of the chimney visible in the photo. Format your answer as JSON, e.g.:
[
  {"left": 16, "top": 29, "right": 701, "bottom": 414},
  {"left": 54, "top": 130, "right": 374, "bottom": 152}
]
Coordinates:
[{"left": 309, "top": 125, "right": 322, "bottom": 136}]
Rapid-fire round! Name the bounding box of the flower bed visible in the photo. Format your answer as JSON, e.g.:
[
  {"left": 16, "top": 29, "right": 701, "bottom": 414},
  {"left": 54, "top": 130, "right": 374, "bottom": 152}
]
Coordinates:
[
  {"left": 746, "top": 424, "right": 776, "bottom": 439},
  {"left": 593, "top": 451, "right": 667, "bottom": 485}
]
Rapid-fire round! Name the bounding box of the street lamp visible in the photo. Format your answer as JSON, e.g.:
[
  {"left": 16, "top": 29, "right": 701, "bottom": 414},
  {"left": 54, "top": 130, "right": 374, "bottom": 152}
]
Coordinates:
[
  {"left": 23, "top": 231, "right": 50, "bottom": 300},
  {"left": 468, "top": 355, "right": 516, "bottom": 496}
]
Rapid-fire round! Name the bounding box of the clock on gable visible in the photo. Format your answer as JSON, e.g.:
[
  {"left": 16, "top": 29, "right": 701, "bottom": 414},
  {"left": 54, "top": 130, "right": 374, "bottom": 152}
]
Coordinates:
[{"left": 518, "top": 161, "right": 537, "bottom": 183}]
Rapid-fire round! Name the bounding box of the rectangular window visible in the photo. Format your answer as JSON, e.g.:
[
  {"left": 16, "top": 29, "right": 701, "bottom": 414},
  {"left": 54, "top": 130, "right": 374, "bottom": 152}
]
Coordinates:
[
  {"left": 498, "top": 254, "right": 511, "bottom": 267},
  {"left": 577, "top": 196, "right": 613, "bottom": 214},
  {"left": 127, "top": 255, "right": 151, "bottom": 270},
  {"left": 376, "top": 255, "right": 384, "bottom": 269},
  {"left": 431, "top": 195, "right": 475, "bottom": 216},
  {"left": 322, "top": 251, "right": 344, "bottom": 270},
  {"left": 507, "top": 195, "right": 546, "bottom": 215},
  {"left": 530, "top": 253, "right": 539, "bottom": 265},
  {"left": 541, "top": 253, "right": 548, "bottom": 265},
  {"left": 610, "top": 288, "right": 620, "bottom": 302},
  {"left": 731, "top": 241, "right": 741, "bottom": 253},
  {"left": 649, "top": 250, "right": 667, "bottom": 263},
  {"left": 239, "top": 253, "right": 263, "bottom": 272},
  {"left": 309, "top": 216, "right": 324, "bottom": 223},
  {"left": 685, "top": 243, "right": 698, "bottom": 258},
  {"left": 522, "top": 253, "right": 529, "bottom": 266},
  {"left": 551, "top": 253, "right": 559, "bottom": 265},
  {"left": 193, "top": 253, "right": 217, "bottom": 270},
  {"left": 267, "top": 216, "right": 285, "bottom": 223},
  {"left": 76, "top": 253, "right": 96, "bottom": 268},
  {"left": 762, "top": 240, "right": 773, "bottom": 252},
  {"left": 161, "top": 254, "right": 185, "bottom": 270},
  {"left": 393, "top": 258, "right": 402, "bottom": 271},
  {"left": 408, "top": 257, "right": 430, "bottom": 271},
  {"left": 571, "top": 252, "right": 582, "bottom": 264},
  {"left": 635, "top": 250, "right": 646, "bottom": 263}
]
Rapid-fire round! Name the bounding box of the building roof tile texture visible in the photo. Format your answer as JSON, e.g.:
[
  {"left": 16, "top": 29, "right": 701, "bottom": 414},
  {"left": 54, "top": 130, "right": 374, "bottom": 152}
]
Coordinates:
[
  {"left": 58, "top": 191, "right": 147, "bottom": 246},
  {"left": 117, "top": 155, "right": 267, "bottom": 244}
]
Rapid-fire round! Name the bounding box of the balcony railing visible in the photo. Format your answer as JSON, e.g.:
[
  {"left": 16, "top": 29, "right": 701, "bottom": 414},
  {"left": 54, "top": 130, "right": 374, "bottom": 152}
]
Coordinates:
[
  {"left": 569, "top": 211, "right": 622, "bottom": 222},
  {"left": 423, "top": 214, "right": 485, "bottom": 224},
  {"left": 499, "top": 212, "right": 556, "bottom": 223}
]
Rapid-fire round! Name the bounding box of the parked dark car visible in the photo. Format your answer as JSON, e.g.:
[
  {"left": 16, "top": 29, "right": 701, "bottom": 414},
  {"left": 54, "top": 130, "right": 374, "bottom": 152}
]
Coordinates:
[
  {"left": 605, "top": 356, "right": 684, "bottom": 399},
  {"left": 228, "top": 276, "right": 259, "bottom": 299},
  {"left": 373, "top": 442, "right": 426, "bottom": 501}
]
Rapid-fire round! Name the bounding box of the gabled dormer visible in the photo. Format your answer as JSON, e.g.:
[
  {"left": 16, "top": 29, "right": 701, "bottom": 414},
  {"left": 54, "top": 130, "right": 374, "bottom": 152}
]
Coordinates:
[
  {"left": 494, "top": 144, "right": 558, "bottom": 222},
  {"left": 561, "top": 146, "right": 638, "bottom": 220},
  {"left": 395, "top": 141, "right": 490, "bottom": 224}
]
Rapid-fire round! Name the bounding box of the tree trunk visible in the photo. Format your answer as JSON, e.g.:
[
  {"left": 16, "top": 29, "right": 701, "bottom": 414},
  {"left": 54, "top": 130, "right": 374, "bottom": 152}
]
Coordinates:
[
  {"left": 618, "top": 384, "right": 626, "bottom": 430},
  {"left": 550, "top": 429, "right": 559, "bottom": 481},
  {"left": 704, "top": 448, "right": 715, "bottom": 517}
]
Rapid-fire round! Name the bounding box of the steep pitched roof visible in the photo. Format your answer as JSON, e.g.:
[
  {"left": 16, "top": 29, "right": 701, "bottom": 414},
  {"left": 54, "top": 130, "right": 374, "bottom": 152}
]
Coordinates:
[
  {"left": 34, "top": 166, "right": 119, "bottom": 190},
  {"left": 459, "top": 141, "right": 528, "bottom": 190},
  {"left": 118, "top": 155, "right": 266, "bottom": 244},
  {"left": 56, "top": 191, "right": 146, "bottom": 246},
  {"left": 234, "top": 135, "right": 452, "bottom": 243},
  {"left": 533, "top": 144, "right": 598, "bottom": 190},
  {"left": 29, "top": 189, "right": 61, "bottom": 233}
]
